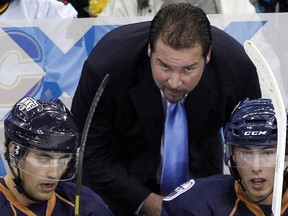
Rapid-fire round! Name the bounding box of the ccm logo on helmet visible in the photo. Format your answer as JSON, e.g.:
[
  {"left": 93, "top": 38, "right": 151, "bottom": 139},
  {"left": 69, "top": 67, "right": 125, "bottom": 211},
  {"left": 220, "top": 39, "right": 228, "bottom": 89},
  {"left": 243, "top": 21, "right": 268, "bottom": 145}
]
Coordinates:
[{"left": 244, "top": 131, "right": 267, "bottom": 136}]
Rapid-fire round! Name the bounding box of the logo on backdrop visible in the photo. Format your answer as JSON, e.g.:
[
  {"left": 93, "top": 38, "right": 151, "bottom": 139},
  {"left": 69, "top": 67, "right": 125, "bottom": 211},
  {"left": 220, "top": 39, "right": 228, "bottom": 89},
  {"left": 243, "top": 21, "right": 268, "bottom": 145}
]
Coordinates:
[{"left": 0, "top": 25, "right": 118, "bottom": 114}]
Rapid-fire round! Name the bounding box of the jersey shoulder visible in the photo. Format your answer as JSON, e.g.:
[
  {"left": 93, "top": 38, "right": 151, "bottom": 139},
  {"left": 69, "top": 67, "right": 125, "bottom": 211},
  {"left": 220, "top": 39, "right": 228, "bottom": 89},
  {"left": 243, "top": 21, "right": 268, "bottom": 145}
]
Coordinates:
[{"left": 56, "top": 182, "right": 113, "bottom": 215}]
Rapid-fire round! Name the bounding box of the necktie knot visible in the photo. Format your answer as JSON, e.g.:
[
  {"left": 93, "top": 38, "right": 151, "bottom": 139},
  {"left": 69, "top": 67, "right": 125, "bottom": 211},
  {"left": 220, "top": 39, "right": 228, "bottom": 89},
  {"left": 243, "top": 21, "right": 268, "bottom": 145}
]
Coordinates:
[{"left": 166, "top": 102, "right": 186, "bottom": 129}]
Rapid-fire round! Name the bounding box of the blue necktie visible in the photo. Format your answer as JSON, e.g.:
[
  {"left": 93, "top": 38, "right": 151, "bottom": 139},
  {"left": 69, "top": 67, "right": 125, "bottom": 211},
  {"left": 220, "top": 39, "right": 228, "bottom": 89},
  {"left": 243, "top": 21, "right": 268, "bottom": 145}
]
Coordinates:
[{"left": 160, "top": 102, "right": 189, "bottom": 196}]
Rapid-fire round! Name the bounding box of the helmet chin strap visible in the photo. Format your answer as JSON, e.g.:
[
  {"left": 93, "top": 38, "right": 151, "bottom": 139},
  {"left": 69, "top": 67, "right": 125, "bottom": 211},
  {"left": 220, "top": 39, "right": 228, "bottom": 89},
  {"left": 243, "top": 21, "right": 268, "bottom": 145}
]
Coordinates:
[
  {"left": 247, "top": 163, "right": 288, "bottom": 204},
  {"left": 7, "top": 158, "right": 43, "bottom": 202},
  {"left": 238, "top": 177, "right": 274, "bottom": 205},
  {"left": 249, "top": 188, "right": 273, "bottom": 204}
]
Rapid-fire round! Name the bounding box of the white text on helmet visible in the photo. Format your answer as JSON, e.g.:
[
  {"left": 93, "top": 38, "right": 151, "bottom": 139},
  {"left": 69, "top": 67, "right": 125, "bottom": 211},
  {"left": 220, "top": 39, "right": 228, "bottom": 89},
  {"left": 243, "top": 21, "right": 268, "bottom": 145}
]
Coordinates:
[{"left": 244, "top": 131, "right": 268, "bottom": 136}]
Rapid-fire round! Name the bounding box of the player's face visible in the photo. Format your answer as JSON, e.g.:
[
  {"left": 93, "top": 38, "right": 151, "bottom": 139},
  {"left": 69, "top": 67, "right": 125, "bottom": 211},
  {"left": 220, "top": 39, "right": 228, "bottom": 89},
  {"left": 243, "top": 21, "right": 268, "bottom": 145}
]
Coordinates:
[
  {"left": 148, "top": 39, "right": 210, "bottom": 103},
  {"left": 18, "top": 149, "right": 69, "bottom": 202},
  {"left": 234, "top": 146, "right": 277, "bottom": 204}
]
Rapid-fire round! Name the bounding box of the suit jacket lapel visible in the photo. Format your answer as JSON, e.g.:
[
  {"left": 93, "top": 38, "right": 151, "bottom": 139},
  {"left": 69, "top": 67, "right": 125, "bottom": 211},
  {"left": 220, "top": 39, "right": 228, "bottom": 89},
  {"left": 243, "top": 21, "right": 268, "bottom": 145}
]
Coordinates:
[
  {"left": 185, "top": 83, "right": 218, "bottom": 137},
  {"left": 129, "top": 62, "right": 164, "bottom": 152},
  {"left": 185, "top": 63, "right": 219, "bottom": 137}
]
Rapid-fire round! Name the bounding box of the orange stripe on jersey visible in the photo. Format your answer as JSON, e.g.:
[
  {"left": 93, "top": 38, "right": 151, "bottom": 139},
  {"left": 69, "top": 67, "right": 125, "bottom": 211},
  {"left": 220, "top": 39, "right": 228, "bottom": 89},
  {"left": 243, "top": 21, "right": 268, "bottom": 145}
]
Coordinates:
[
  {"left": 46, "top": 192, "right": 56, "bottom": 215},
  {"left": 0, "top": 183, "right": 37, "bottom": 216},
  {"left": 0, "top": 2, "right": 9, "bottom": 14},
  {"left": 55, "top": 193, "right": 75, "bottom": 207},
  {"left": 235, "top": 182, "right": 288, "bottom": 215},
  {"left": 229, "top": 197, "right": 240, "bottom": 216},
  {"left": 0, "top": 182, "right": 58, "bottom": 216},
  {"left": 233, "top": 182, "right": 265, "bottom": 216},
  {"left": 281, "top": 189, "right": 288, "bottom": 214}
]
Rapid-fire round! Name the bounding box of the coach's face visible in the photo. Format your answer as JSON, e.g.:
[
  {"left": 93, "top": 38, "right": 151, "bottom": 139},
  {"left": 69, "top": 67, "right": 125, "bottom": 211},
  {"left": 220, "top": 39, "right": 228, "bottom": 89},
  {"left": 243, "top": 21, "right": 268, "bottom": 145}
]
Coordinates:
[{"left": 148, "top": 38, "right": 211, "bottom": 103}]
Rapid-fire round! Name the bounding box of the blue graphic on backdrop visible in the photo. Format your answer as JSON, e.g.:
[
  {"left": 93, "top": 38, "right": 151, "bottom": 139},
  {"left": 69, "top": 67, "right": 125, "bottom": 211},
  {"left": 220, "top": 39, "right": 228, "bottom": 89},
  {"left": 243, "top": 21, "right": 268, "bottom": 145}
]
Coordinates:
[
  {"left": 224, "top": 21, "right": 267, "bottom": 45},
  {"left": 3, "top": 29, "right": 42, "bottom": 61},
  {"left": 3, "top": 25, "right": 118, "bottom": 100}
]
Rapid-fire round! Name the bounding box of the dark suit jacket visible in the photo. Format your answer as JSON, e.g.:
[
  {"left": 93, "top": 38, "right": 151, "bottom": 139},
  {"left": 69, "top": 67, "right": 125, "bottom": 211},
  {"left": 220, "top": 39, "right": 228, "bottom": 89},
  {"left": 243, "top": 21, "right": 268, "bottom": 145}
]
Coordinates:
[{"left": 71, "top": 21, "right": 261, "bottom": 215}]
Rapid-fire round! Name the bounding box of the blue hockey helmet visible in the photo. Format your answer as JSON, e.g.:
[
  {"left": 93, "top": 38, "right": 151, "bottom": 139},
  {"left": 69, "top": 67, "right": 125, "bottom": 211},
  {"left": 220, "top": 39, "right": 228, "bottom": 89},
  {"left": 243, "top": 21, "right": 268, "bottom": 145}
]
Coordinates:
[
  {"left": 224, "top": 98, "right": 279, "bottom": 149},
  {"left": 4, "top": 97, "right": 80, "bottom": 181},
  {"left": 4, "top": 97, "right": 79, "bottom": 153}
]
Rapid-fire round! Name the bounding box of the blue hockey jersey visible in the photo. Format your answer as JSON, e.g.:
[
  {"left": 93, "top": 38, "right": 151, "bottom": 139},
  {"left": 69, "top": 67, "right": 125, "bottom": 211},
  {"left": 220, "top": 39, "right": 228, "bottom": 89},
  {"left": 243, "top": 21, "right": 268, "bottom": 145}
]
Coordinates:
[
  {"left": 0, "top": 178, "right": 113, "bottom": 216},
  {"left": 161, "top": 174, "right": 288, "bottom": 216}
]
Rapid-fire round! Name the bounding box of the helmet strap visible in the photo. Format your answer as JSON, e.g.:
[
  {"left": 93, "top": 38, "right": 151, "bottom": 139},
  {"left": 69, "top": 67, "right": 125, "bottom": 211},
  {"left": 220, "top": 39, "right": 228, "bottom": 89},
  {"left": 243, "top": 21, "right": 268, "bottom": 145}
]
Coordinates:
[
  {"left": 250, "top": 189, "right": 273, "bottom": 204},
  {"left": 7, "top": 151, "right": 43, "bottom": 202},
  {"left": 229, "top": 156, "right": 245, "bottom": 191}
]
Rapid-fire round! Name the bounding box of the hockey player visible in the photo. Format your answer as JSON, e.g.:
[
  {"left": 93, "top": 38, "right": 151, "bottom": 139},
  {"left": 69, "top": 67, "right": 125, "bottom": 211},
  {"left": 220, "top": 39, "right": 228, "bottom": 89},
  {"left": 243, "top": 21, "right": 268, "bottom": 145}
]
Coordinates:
[
  {"left": 0, "top": 97, "right": 113, "bottom": 215},
  {"left": 161, "top": 98, "right": 288, "bottom": 215}
]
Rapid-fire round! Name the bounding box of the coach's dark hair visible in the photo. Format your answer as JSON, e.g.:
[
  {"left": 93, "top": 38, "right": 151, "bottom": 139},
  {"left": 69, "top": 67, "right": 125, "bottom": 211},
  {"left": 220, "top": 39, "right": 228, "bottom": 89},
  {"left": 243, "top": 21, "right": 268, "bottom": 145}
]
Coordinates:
[{"left": 149, "top": 3, "right": 212, "bottom": 58}]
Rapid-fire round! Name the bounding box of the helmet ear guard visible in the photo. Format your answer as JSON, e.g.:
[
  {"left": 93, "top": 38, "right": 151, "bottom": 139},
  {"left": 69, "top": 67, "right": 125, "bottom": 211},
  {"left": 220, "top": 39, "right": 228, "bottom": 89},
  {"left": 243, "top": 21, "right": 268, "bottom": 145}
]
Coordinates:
[
  {"left": 11, "top": 143, "right": 27, "bottom": 165},
  {"left": 4, "top": 141, "right": 28, "bottom": 167}
]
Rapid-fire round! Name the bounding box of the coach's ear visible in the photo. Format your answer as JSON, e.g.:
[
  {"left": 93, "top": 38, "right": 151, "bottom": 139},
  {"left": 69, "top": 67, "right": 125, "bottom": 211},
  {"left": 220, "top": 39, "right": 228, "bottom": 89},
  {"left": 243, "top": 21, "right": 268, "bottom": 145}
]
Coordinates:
[
  {"left": 147, "top": 44, "right": 151, "bottom": 58},
  {"left": 205, "top": 47, "right": 211, "bottom": 64}
]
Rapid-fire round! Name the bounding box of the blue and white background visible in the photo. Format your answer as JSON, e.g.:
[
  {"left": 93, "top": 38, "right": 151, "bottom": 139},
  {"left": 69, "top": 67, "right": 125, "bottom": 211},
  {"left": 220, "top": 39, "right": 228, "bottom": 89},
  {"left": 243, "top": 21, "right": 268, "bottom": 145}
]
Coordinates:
[{"left": 0, "top": 13, "right": 287, "bottom": 175}]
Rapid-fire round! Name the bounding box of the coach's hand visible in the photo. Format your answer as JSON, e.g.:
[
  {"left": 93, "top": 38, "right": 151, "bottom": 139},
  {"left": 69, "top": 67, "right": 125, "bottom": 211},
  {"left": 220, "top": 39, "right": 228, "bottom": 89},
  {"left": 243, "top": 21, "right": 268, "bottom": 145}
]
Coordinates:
[{"left": 140, "top": 193, "right": 164, "bottom": 216}]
